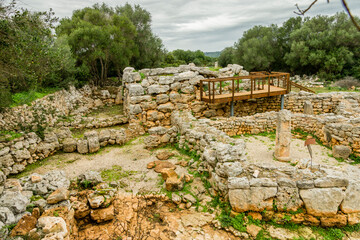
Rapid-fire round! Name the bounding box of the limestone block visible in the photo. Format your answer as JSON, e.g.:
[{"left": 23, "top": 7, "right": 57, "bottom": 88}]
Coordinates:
[
  {"left": 157, "top": 102, "right": 175, "bottom": 113},
  {"left": 148, "top": 85, "right": 169, "bottom": 94},
  {"left": 0, "top": 190, "right": 29, "bottom": 214},
  {"left": 299, "top": 188, "right": 344, "bottom": 217},
  {"left": 159, "top": 76, "right": 174, "bottom": 85},
  {"left": 332, "top": 145, "right": 351, "bottom": 159},
  {"left": 99, "top": 129, "right": 110, "bottom": 142},
  {"left": 274, "top": 110, "right": 291, "bottom": 162},
  {"left": 147, "top": 110, "right": 164, "bottom": 122},
  {"left": 156, "top": 94, "right": 169, "bottom": 104},
  {"left": 129, "top": 104, "right": 142, "bottom": 115},
  {"left": 228, "top": 177, "right": 250, "bottom": 189},
  {"left": 314, "top": 176, "right": 349, "bottom": 188},
  {"left": 77, "top": 140, "right": 88, "bottom": 154},
  {"left": 340, "top": 182, "right": 360, "bottom": 213},
  {"left": 303, "top": 101, "right": 314, "bottom": 115},
  {"left": 128, "top": 84, "right": 144, "bottom": 97},
  {"left": 37, "top": 216, "right": 68, "bottom": 237},
  {"left": 87, "top": 137, "right": 100, "bottom": 153},
  {"left": 214, "top": 162, "right": 242, "bottom": 178},
  {"left": 62, "top": 138, "right": 77, "bottom": 153},
  {"left": 229, "top": 187, "right": 277, "bottom": 212}
]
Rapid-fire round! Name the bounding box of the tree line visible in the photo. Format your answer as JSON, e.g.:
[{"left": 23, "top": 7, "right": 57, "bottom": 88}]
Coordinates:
[
  {"left": 0, "top": 1, "right": 215, "bottom": 109},
  {"left": 218, "top": 13, "right": 360, "bottom": 81}
]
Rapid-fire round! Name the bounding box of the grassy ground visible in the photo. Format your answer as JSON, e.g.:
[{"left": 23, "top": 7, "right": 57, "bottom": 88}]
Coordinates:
[
  {"left": 87, "top": 105, "right": 123, "bottom": 118},
  {"left": 10, "top": 88, "right": 60, "bottom": 107}
]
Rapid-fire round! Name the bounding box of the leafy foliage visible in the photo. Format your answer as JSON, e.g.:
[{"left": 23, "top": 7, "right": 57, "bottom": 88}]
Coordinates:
[
  {"left": 164, "top": 49, "right": 215, "bottom": 67},
  {"left": 231, "top": 13, "right": 360, "bottom": 81}
]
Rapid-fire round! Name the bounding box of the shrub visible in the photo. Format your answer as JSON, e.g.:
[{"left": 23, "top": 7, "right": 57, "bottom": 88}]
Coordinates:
[{"left": 332, "top": 76, "right": 360, "bottom": 89}]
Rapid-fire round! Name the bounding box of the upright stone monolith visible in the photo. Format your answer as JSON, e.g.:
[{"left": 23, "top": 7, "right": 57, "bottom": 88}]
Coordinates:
[
  {"left": 303, "top": 101, "right": 314, "bottom": 115},
  {"left": 274, "top": 109, "right": 291, "bottom": 162}
]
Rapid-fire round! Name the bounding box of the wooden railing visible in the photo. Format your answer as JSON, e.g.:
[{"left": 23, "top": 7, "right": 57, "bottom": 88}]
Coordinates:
[
  {"left": 289, "top": 80, "right": 316, "bottom": 93},
  {"left": 200, "top": 72, "right": 291, "bottom": 103}
]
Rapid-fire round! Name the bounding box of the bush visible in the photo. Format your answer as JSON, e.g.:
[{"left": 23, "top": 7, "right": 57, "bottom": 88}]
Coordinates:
[
  {"left": 333, "top": 76, "right": 360, "bottom": 89},
  {"left": 0, "top": 86, "right": 12, "bottom": 111}
]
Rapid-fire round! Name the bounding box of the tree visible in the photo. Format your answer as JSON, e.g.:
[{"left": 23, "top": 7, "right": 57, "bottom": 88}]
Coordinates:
[
  {"left": 115, "top": 3, "right": 165, "bottom": 69},
  {"left": 218, "top": 47, "right": 235, "bottom": 67},
  {"left": 284, "top": 13, "right": 360, "bottom": 80},
  {"left": 57, "top": 4, "right": 137, "bottom": 86},
  {"left": 0, "top": 0, "right": 76, "bottom": 94},
  {"left": 294, "top": 0, "right": 360, "bottom": 31},
  {"left": 234, "top": 25, "right": 279, "bottom": 71}
]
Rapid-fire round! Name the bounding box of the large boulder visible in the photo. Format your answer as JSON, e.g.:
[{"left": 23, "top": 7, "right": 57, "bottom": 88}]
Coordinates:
[
  {"left": 62, "top": 138, "right": 77, "bottom": 153},
  {"left": 229, "top": 187, "right": 277, "bottom": 212},
  {"left": 332, "top": 145, "right": 351, "bottom": 159},
  {"left": 0, "top": 190, "right": 29, "bottom": 214},
  {"left": 300, "top": 188, "right": 344, "bottom": 217},
  {"left": 340, "top": 182, "right": 360, "bottom": 213}
]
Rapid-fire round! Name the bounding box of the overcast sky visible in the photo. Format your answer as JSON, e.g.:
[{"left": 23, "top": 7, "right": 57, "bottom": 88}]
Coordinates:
[{"left": 11, "top": 0, "right": 360, "bottom": 52}]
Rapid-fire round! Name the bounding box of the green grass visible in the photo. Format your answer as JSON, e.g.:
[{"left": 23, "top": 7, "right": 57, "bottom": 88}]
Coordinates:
[
  {"left": 232, "top": 131, "right": 276, "bottom": 141},
  {"left": 208, "top": 67, "right": 221, "bottom": 72},
  {"left": 0, "top": 130, "right": 23, "bottom": 142},
  {"left": 87, "top": 104, "right": 123, "bottom": 117},
  {"left": 100, "top": 165, "right": 137, "bottom": 182},
  {"left": 11, "top": 88, "right": 59, "bottom": 107},
  {"left": 310, "top": 86, "right": 359, "bottom": 94}
]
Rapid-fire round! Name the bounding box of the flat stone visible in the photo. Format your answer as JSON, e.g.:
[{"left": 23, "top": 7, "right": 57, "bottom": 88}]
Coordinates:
[
  {"left": 154, "top": 161, "right": 176, "bottom": 173},
  {"left": 228, "top": 177, "right": 250, "bottom": 189},
  {"left": 314, "top": 177, "right": 349, "bottom": 188},
  {"left": 156, "top": 151, "right": 174, "bottom": 160},
  {"left": 250, "top": 178, "right": 277, "bottom": 187},
  {"left": 47, "top": 188, "right": 69, "bottom": 204}
]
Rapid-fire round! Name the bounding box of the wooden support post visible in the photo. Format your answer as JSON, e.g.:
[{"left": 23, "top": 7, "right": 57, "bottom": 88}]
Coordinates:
[
  {"left": 212, "top": 81, "right": 215, "bottom": 103},
  {"left": 230, "top": 101, "right": 234, "bottom": 116},
  {"left": 232, "top": 79, "right": 235, "bottom": 102}
]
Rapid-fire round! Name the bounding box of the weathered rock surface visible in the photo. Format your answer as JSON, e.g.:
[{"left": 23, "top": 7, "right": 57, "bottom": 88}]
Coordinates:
[{"left": 300, "top": 188, "right": 344, "bottom": 217}]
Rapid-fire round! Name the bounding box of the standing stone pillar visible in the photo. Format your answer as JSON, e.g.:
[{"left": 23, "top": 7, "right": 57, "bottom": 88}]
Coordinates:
[
  {"left": 303, "top": 101, "right": 314, "bottom": 115},
  {"left": 274, "top": 110, "right": 291, "bottom": 162}
]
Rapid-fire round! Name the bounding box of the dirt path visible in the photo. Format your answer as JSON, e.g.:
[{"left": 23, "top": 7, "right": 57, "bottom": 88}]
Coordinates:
[
  {"left": 26, "top": 137, "right": 190, "bottom": 195},
  {"left": 243, "top": 135, "right": 357, "bottom": 171}
]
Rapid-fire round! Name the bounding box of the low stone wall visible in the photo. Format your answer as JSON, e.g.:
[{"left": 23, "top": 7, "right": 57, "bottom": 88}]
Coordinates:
[
  {"left": 0, "top": 122, "right": 143, "bottom": 176},
  {"left": 0, "top": 85, "right": 123, "bottom": 133},
  {"left": 123, "top": 65, "right": 360, "bottom": 128},
  {"left": 207, "top": 111, "right": 360, "bottom": 154},
  {"left": 145, "top": 110, "right": 360, "bottom": 226}
]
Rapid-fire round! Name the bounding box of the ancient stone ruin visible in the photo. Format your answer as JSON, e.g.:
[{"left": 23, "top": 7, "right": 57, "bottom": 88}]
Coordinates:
[{"left": 1, "top": 64, "right": 360, "bottom": 239}]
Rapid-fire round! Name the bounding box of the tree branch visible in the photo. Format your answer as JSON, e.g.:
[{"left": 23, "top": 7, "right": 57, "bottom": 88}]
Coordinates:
[
  {"left": 294, "top": 0, "right": 360, "bottom": 31},
  {"left": 294, "top": 0, "right": 318, "bottom": 15},
  {"left": 341, "top": 0, "right": 360, "bottom": 31}
]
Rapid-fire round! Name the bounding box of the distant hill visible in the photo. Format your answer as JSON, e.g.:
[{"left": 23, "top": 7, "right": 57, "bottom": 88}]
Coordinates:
[{"left": 204, "top": 51, "right": 221, "bottom": 58}]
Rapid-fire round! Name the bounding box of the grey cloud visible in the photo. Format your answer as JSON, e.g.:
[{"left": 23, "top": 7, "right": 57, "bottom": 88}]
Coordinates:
[{"left": 12, "top": 0, "right": 360, "bottom": 51}]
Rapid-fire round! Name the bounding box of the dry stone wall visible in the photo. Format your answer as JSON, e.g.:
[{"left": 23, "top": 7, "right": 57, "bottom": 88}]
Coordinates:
[
  {"left": 208, "top": 111, "right": 360, "bottom": 155},
  {"left": 146, "top": 110, "right": 360, "bottom": 227},
  {"left": 0, "top": 85, "right": 123, "bottom": 133},
  {"left": 0, "top": 123, "right": 144, "bottom": 177}
]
